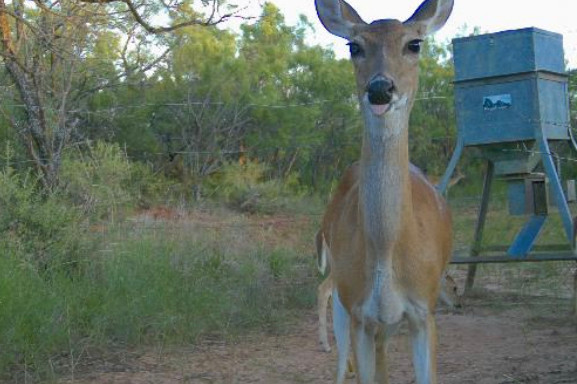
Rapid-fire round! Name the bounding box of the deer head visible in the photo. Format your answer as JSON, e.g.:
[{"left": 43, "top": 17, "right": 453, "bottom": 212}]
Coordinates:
[{"left": 315, "top": 0, "right": 453, "bottom": 117}]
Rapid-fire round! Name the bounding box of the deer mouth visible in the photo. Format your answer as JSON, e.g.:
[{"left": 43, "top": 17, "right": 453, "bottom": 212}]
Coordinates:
[
  {"left": 369, "top": 103, "right": 392, "bottom": 116},
  {"left": 364, "top": 94, "right": 393, "bottom": 116},
  {"left": 364, "top": 92, "right": 409, "bottom": 117}
]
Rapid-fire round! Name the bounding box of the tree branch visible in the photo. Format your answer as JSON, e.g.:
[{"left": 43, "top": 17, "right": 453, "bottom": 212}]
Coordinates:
[
  {"left": 75, "top": 0, "right": 251, "bottom": 33},
  {"left": 74, "top": 0, "right": 118, "bottom": 3},
  {"left": 75, "top": 47, "right": 171, "bottom": 99}
]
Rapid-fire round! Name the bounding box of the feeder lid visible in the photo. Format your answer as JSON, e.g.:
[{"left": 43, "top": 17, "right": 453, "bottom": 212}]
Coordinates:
[{"left": 453, "top": 27, "right": 565, "bottom": 82}]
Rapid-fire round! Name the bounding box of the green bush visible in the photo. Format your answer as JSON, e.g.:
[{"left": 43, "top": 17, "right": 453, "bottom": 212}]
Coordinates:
[
  {"left": 0, "top": 144, "right": 317, "bottom": 381},
  {"left": 0, "top": 167, "right": 84, "bottom": 274},
  {"left": 60, "top": 141, "right": 136, "bottom": 221},
  {"left": 61, "top": 141, "right": 172, "bottom": 219},
  {"left": 128, "top": 160, "right": 172, "bottom": 208},
  {"left": 0, "top": 222, "right": 317, "bottom": 381},
  {"left": 203, "top": 160, "right": 306, "bottom": 213},
  {"left": 0, "top": 166, "right": 82, "bottom": 378}
]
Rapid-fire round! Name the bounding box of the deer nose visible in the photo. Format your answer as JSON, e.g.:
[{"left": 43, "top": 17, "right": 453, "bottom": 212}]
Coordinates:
[{"left": 367, "top": 76, "right": 395, "bottom": 105}]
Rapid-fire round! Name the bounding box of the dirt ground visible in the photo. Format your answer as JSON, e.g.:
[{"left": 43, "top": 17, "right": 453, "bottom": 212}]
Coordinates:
[{"left": 59, "top": 292, "right": 577, "bottom": 384}]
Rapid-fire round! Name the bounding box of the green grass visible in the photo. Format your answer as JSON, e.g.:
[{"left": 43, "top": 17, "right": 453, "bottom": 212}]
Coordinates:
[
  {"left": 0, "top": 214, "right": 318, "bottom": 382},
  {"left": 0, "top": 247, "right": 68, "bottom": 381},
  {"left": 0, "top": 153, "right": 321, "bottom": 382},
  {"left": 450, "top": 177, "right": 575, "bottom": 250},
  {"left": 448, "top": 180, "right": 576, "bottom": 301},
  {"left": 2, "top": 170, "right": 575, "bottom": 382}
]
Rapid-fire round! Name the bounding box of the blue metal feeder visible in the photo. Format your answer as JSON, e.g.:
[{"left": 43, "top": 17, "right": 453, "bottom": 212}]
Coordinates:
[{"left": 439, "top": 28, "right": 577, "bottom": 283}]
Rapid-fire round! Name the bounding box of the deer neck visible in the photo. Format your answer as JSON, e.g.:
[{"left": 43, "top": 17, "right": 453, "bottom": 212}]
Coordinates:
[{"left": 359, "top": 108, "right": 413, "bottom": 257}]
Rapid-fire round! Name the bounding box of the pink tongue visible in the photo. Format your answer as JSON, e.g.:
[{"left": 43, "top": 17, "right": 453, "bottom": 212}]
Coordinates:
[{"left": 370, "top": 104, "right": 389, "bottom": 116}]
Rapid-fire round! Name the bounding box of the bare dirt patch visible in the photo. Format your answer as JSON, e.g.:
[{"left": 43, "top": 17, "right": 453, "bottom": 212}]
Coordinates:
[{"left": 59, "top": 293, "right": 577, "bottom": 384}]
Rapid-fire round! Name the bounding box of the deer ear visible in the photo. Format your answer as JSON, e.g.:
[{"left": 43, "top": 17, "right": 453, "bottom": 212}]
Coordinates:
[
  {"left": 404, "top": 0, "right": 454, "bottom": 35},
  {"left": 315, "top": 0, "right": 365, "bottom": 40}
]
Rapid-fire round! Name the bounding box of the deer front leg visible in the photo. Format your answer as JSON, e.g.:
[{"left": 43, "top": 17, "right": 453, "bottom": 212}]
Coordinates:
[
  {"left": 408, "top": 311, "right": 438, "bottom": 384},
  {"left": 351, "top": 319, "right": 378, "bottom": 384},
  {"left": 333, "top": 290, "right": 351, "bottom": 384}
]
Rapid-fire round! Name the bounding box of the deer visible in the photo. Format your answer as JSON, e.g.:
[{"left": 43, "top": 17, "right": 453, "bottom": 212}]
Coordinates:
[
  {"left": 314, "top": 0, "right": 454, "bottom": 383},
  {"left": 314, "top": 163, "right": 463, "bottom": 355},
  {"left": 316, "top": 227, "right": 462, "bottom": 355},
  {"left": 315, "top": 164, "right": 464, "bottom": 313}
]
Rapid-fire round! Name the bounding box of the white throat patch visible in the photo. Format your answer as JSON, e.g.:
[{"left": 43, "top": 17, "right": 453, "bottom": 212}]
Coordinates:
[{"left": 362, "top": 94, "right": 409, "bottom": 142}]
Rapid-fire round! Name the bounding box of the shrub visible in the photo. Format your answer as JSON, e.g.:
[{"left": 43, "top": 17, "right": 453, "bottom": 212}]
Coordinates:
[
  {"left": 203, "top": 160, "right": 306, "bottom": 213},
  {"left": 60, "top": 141, "right": 135, "bottom": 221},
  {"left": 60, "top": 140, "right": 169, "bottom": 218},
  {"left": 0, "top": 167, "right": 83, "bottom": 274},
  {"left": 0, "top": 167, "right": 85, "bottom": 380},
  {"left": 0, "top": 145, "right": 317, "bottom": 382}
]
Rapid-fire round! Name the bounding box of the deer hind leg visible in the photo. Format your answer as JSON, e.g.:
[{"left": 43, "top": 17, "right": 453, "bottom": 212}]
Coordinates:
[
  {"left": 408, "top": 311, "right": 438, "bottom": 384},
  {"left": 333, "top": 290, "right": 351, "bottom": 384},
  {"left": 318, "top": 275, "right": 333, "bottom": 352},
  {"left": 438, "top": 274, "right": 462, "bottom": 310}
]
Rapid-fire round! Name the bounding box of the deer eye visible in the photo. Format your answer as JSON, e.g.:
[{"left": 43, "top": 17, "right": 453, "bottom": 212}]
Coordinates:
[
  {"left": 407, "top": 39, "right": 423, "bottom": 54},
  {"left": 347, "top": 42, "right": 363, "bottom": 57}
]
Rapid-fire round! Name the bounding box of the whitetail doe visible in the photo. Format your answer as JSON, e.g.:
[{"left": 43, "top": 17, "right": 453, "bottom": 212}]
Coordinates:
[{"left": 315, "top": 0, "right": 454, "bottom": 383}]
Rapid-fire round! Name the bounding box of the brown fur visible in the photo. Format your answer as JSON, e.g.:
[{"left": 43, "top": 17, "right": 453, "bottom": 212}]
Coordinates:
[{"left": 322, "top": 162, "right": 452, "bottom": 310}]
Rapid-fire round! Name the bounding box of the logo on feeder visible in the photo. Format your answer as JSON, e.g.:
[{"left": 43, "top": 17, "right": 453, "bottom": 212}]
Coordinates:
[{"left": 483, "top": 94, "right": 512, "bottom": 111}]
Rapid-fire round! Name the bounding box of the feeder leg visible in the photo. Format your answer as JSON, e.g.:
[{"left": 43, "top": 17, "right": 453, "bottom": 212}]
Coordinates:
[
  {"left": 438, "top": 138, "right": 464, "bottom": 195},
  {"left": 465, "top": 161, "right": 494, "bottom": 294},
  {"left": 538, "top": 137, "right": 574, "bottom": 246}
]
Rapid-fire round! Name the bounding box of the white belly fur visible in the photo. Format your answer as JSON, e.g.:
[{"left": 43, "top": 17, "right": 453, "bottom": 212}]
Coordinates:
[{"left": 355, "top": 260, "right": 405, "bottom": 330}]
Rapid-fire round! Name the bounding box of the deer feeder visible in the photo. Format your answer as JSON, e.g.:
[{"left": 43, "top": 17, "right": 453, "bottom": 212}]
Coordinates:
[{"left": 439, "top": 28, "right": 577, "bottom": 263}]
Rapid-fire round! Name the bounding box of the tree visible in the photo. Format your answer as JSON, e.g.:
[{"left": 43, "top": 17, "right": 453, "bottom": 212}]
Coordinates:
[
  {"left": 1, "top": 0, "right": 97, "bottom": 189},
  {"left": 0, "top": 0, "right": 242, "bottom": 190},
  {"left": 409, "top": 37, "right": 456, "bottom": 176},
  {"left": 236, "top": 3, "right": 360, "bottom": 188}
]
